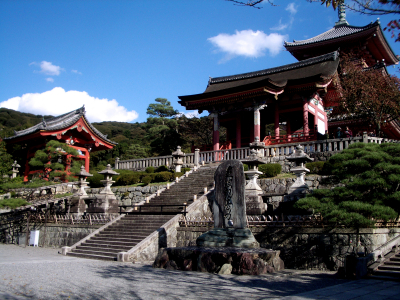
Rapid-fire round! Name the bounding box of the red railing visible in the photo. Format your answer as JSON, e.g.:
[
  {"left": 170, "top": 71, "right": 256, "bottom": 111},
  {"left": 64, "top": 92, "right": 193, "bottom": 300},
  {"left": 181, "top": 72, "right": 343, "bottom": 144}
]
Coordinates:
[{"left": 263, "top": 131, "right": 317, "bottom": 145}]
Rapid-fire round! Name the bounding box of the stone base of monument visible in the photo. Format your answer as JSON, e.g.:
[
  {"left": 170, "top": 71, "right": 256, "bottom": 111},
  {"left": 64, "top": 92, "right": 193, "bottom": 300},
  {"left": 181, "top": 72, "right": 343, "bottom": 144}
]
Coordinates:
[
  {"left": 196, "top": 228, "right": 260, "bottom": 248},
  {"left": 153, "top": 246, "right": 284, "bottom": 275}
]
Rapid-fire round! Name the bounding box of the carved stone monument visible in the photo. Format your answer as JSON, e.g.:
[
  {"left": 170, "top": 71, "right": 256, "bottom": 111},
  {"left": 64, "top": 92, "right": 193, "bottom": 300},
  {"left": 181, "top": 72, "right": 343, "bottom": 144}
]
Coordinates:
[{"left": 196, "top": 160, "right": 259, "bottom": 248}]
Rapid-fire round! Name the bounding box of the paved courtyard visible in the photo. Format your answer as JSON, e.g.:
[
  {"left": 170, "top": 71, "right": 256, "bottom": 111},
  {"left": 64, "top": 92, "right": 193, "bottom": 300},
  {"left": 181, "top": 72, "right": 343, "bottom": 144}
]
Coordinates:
[{"left": 0, "top": 244, "right": 400, "bottom": 300}]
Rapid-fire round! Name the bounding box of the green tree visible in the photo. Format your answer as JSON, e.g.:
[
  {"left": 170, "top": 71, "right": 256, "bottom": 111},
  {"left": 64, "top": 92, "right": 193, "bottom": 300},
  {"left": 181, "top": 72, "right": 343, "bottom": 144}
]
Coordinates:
[
  {"left": 0, "top": 141, "right": 13, "bottom": 180},
  {"left": 147, "top": 98, "right": 179, "bottom": 123},
  {"left": 122, "top": 144, "right": 150, "bottom": 160},
  {"left": 294, "top": 142, "right": 400, "bottom": 227},
  {"left": 29, "top": 140, "right": 79, "bottom": 180}
]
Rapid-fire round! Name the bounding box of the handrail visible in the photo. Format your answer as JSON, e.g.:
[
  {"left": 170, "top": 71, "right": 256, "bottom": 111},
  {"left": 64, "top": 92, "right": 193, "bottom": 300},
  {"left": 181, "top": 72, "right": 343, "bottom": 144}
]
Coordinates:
[{"left": 119, "top": 204, "right": 188, "bottom": 216}]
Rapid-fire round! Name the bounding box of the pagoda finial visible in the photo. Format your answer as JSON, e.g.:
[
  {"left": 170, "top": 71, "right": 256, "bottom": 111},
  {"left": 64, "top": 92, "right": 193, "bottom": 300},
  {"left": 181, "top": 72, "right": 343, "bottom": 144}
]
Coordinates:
[{"left": 335, "top": 1, "right": 348, "bottom": 27}]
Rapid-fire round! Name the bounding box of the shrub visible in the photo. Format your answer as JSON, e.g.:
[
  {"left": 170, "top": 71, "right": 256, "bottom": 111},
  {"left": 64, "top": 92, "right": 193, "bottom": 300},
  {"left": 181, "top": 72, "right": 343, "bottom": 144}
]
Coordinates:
[
  {"left": 155, "top": 165, "right": 169, "bottom": 172},
  {"left": 243, "top": 164, "right": 249, "bottom": 171},
  {"left": 145, "top": 167, "right": 155, "bottom": 173},
  {"left": 181, "top": 167, "right": 191, "bottom": 173},
  {"left": 142, "top": 176, "right": 152, "bottom": 185},
  {"left": 154, "top": 172, "right": 173, "bottom": 183},
  {"left": 87, "top": 172, "right": 104, "bottom": 188},
  {"left": 306, "top": 161, "right": 325, "bottom": 174},
  {"left": 173, "top": 172, "right": 184, "bottom": 179},
  {"left": 259, "top": 163, "right": 281, "bottom": 178},
  {"left": 117, "top": 173, "right": 140, "bottom": 186}
]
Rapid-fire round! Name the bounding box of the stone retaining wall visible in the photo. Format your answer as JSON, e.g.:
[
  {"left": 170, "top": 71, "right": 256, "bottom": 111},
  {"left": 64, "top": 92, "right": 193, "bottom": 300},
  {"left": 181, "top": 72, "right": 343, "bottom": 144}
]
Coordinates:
[
  {"left": 16, "top": 224, "right": 101, "bottom": 248},
  {"left": 86, "top": 185, "right": 167, "bottom": 207},
  {"left": 176, "top": 226, "right": 400, "bottom": 270}
]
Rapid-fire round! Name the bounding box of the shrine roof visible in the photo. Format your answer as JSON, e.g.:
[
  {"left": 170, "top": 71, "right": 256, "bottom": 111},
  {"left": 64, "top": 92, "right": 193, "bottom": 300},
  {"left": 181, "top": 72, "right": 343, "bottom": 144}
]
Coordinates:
[
  {"left": 284, "top": 21, "right": 379, "bottom": 47},
  {"left": 179, "top": 51, "right": 339, "bottom": 106},
  {"left": 4, "top": 106, "right": 117, "bottom": 145}
]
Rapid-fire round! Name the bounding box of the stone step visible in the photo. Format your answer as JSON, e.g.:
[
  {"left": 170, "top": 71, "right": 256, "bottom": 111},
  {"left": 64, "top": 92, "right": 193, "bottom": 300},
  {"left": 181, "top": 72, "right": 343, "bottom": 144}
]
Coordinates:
[
  {"left": 84, "top": 240, "right": 138, "bottom": 247},
  {"left": 96, "top": 232, "right": 150, "bottom": 238},
  {"left": 383, "top": 261, "right": 400, "bottom": 266},
  {"left": 76, "top": 244, "right": 133, "bottom": 252},
  {"left": 373, "top": 269, "right": 400, "bottom": 278},
  {"left": 378, "top": 265, "right": 400, "bottom": 271},
  {"left": 89, "top": 236, "right": 145, "bottom": 243},
  {"left": 67, "top": 252, "right": 116, "bottom": 261},
  {"left": 71, "top": 248, "right": 119, "bottom": 257}
]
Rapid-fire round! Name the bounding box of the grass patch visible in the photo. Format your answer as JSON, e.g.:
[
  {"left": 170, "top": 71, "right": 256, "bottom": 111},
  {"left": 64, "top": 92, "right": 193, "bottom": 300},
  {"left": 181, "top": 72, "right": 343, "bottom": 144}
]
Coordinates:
[{"left": 0, "top": 198, "right": 30, "bottom": 209}]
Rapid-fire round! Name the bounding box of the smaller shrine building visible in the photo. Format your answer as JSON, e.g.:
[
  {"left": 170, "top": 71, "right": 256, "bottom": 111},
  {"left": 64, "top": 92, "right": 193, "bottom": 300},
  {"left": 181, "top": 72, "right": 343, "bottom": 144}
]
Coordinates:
[{"left": 4, "top": 106, "right": 117, "bottom": 181}]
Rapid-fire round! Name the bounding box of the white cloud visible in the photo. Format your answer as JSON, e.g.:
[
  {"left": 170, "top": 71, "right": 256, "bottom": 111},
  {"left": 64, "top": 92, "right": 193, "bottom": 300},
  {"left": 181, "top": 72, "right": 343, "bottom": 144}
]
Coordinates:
[
  {"left": 46, "top": 78, "right": 54, "bottom": 82},
  {"left": 30, "top": 61, "right": 63, "bottom": 76},
  {"left": 286, "top": 3, "right": 297, "bottom": 15},
  {"left": 0, "top": 87, "right": 139, "bottom": 123},
  {"left": 208, "top": 30, "right": 286, "bottom": 61},
  {"left": 270, "top": 19, "right": 289, "bottom": 31},
  {"left": 71, "top": 70, "right": 82, "bottom": 75}
]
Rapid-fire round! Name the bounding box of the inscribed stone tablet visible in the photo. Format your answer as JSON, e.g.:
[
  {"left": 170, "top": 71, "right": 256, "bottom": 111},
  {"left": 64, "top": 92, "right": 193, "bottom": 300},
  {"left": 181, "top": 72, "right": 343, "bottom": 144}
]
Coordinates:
[{"left": 213, "top": 160, "right": 246, "bottom": 229}]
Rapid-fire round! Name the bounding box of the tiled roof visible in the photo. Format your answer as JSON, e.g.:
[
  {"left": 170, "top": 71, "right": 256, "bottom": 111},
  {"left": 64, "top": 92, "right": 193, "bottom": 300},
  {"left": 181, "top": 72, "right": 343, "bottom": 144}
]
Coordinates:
[
  {"left": 285, "top": 21, "right": 379, "bottom": 47},
  {"left": 208, "top": 51, "right": 339, "bottom": 85},
  {"left": 5, "top": 106, "right": 117, "bottom": 145}
]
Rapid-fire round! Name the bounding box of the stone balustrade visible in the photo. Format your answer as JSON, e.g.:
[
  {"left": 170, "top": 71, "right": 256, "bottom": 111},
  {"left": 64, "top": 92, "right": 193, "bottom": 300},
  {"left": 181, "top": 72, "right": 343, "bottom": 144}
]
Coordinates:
[{"left": 115, "top": 134, "right": 399, "bottom": 171}]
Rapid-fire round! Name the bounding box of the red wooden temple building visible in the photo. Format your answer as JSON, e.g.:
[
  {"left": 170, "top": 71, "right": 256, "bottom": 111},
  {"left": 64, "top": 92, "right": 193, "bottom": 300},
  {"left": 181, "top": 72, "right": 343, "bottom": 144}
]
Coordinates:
[
  {"left": 178, "top": 6, "right": 400, "bottom": 151},
  {"left": 4, "top": 106, "right": 116, "bottom": 181}
]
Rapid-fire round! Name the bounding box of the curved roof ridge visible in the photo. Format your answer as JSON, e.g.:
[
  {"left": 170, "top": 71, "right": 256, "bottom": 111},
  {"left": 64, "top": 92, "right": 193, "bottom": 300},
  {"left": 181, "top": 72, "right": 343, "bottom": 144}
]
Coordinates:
[
  {"left": 209, "top": 51, "right": 339, "bottom": 85},
  {"left": 284, "top": 20, "right": 378, "bottom": 47}
]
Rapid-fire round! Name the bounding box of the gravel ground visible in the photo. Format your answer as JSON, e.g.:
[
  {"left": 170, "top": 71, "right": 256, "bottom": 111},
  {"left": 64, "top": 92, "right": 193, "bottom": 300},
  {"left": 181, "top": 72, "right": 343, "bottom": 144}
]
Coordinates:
[{"left": 0, "top": 244, "right": 350, "bottom": 300}]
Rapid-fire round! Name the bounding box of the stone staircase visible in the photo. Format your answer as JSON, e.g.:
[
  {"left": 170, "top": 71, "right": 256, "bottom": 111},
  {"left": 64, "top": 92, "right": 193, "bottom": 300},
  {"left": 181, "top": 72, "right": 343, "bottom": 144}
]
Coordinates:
[
  {"left": 369, "top": 247, "right": 400, "bottom": 279},
  {"left": 66, "top": 166, "right": 217, "bottom": 261}
]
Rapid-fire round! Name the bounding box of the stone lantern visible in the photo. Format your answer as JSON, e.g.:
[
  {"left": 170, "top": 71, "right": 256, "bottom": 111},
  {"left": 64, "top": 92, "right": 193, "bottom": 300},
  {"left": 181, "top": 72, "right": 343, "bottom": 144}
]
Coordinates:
[
  {"left": 11, "top": 161, "right": 20, "bottom": 178},
  {"left": 98, "top": 164, "right": 119, "bottom": 195},
  {"left": 241, "top": 149, "right": 268, "bottom": 215},
  {"left": 172, "top": 146, "right": 185, "bottom": 173},
  {"left": 69, "top": 166, "right": 93, "bottom": 215},
  {"left": 84, "top": 164, "right": 120, "bottom": 215},
  {"left": 76, "top": 166, "right": 93, "bottom": 196},
  {"left": 286, "top": 145, "right": 314, "bottom": 195},
  {"left": 249, "top": 136, "right": 266, "bottom": 158}
]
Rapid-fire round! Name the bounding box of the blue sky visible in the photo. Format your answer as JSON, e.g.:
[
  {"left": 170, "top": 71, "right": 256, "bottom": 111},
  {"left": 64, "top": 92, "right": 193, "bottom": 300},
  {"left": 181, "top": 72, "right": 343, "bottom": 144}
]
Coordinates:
[{"left": 1, "top": 0, "right": 399, "bottom": 123}]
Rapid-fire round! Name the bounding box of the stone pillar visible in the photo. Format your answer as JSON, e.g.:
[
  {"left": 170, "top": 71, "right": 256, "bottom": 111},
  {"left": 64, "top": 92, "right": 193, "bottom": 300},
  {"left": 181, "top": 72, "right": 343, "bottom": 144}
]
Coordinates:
[
  {"left": 212, "top": 113, "right": 219, "bottom": 151},
  {"left": 194, "top": 148, "right": 200, "bottom": 166},
  {"left": 274, "top": 104, "right": 280, "bottom": 139},
  {"left": 303, "top": 100, "right": 309, "bottom": 137},
  {"left": 236, "top": 114, "right": 241, "bottom": 148},
  {"left": 363, "top": 132, "right": 368, "bottom": 143},
  {"left": 115, "top": 157, "right": 120, "bottom": 170}
]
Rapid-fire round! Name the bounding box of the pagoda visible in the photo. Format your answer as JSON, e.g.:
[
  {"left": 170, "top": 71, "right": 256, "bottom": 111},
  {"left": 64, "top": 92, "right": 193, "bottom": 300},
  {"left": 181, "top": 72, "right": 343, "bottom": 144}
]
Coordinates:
[
  {"left": 4, "top": 106, "right": 117, "bottom": 181},
  {"left": 178, "top": 3, "right": 400, "bottom": 150}
]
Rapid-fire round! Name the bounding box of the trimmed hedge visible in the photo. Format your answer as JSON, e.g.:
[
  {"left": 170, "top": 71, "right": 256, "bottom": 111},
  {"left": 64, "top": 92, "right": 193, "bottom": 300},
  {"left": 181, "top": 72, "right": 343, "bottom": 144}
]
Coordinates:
[
  {"left": 305, "top": 161, "right": 326, "bottom": 175},
  {"left": 259, "top": 163, "right": 282, "bottom": 178},
  {"left": 145, "top": 167, "right": 155, "bottom": 173},
  {"left": 155, "top": 165, "right": 169, "bottom": 172},
  {"left": 142, "top": 176, "right": 152, "bottom": 185}
]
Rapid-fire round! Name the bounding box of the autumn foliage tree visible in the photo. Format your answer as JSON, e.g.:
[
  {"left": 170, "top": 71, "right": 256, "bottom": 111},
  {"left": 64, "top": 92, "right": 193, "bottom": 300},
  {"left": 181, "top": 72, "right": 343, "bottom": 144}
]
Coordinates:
[{"left": 334, "top": 54, "right": 400, "bottom": 137}]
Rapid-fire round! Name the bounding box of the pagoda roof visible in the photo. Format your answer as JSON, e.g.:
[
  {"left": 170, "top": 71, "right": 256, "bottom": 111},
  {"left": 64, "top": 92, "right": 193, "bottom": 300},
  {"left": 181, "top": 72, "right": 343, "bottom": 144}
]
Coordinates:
[
  {"left": 285, "top": 22, "right": 378, "bottom": 47},
  {"left": 5, "top": 106, "right": 117, "bottom": 146},
  {"left": 285, "top": 20, "right": 399, "bottom": 66},
  {"left": 179, "top": 51, "right": 339, "bottom": 109}
]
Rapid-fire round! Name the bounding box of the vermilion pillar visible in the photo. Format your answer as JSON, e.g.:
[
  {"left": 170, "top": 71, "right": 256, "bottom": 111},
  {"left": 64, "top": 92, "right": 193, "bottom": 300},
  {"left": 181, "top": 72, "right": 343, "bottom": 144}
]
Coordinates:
[
  {"left": 274, "top": 104, "right": 280, "bottom": 139},
  {"left": 287, "top": 120, "right": 292, "bottom": 142},
  {"left": 303, "top": 100, "right": 309, "bottom": 136},
  {"left": 213, "top": 113, "right": 219, "bottom": 151},
  {"left": 236, "top": 114, "right": 241, "bottom": 148}
]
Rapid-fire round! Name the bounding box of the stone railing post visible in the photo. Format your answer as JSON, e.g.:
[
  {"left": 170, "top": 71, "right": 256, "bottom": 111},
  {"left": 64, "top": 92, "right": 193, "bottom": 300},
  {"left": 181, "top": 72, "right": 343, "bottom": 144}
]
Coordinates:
[
  {"left": 363, "top": 132, "right": 368, "bottom": 144},
  {"left": 194, "top": 148, "right": 200, "bottom": 166},
  {"left": 115, "top": 157, "right": 120, "bottom": 170}
]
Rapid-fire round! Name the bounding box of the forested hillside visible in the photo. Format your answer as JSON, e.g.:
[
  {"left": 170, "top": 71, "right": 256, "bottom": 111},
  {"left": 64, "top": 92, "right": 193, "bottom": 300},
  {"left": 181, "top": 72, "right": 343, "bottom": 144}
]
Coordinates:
[{"left": 0, "top": 99, "right": 220, "bottom": 171}]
